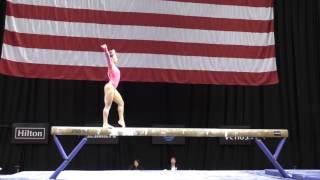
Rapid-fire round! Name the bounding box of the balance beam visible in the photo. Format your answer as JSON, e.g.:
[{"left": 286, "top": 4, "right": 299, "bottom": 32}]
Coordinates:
[
  {"left": 51, "top": 126, "right": 288, "bottom": 138},
  {"left": 49, "top": 127, "right": 290, "bottom": 179}
]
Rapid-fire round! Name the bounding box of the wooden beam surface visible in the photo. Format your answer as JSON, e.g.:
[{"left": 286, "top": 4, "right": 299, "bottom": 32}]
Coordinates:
[{"left": 51, "top": 126, "right": 289, "bottom": 138}]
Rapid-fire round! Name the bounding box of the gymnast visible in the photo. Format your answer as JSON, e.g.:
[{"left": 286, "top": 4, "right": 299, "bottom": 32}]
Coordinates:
[{"left": 101, "top": 44, "right": 125, "bottom": 128}]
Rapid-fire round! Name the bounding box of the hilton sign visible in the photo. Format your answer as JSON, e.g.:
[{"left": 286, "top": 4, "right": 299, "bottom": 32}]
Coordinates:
[{"left": 12, "top": 123, "right": 49, "bottom": 144}]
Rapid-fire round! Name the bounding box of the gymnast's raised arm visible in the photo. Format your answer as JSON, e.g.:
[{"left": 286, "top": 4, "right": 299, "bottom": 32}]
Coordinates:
[{"left": 101, "top": 44, "right": 113, "bottom": 68}]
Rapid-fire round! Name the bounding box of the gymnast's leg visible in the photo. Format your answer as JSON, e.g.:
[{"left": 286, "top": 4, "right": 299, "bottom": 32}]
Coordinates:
[
  {"left": 103, "top": 83, "right": 115, "bottom": 128},
  {"left": 113, "top": 89, "right": 126, "bottom": 127}
]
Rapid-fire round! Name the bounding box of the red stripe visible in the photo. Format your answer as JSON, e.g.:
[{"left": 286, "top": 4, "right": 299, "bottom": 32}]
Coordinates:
[
  {"left": 165, "top": 0, "right": 273, "bottom": 7},
  {"left": 6, "top": 1, "right": 274, "bottom": 33},
  {"left": 0, "top": 59, "right": 279, "bottom": 85},
  {"left": 3, "top": 31, "right": 275, "bottom": 59}
]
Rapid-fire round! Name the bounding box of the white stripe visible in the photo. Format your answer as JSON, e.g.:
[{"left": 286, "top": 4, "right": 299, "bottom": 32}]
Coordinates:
[
  {"left": 5, "top": 16, "right": 275, "bottom": 46},
  {"left": 8, "top": 0, "right": 273, "bottom": 21},
  {"left": 2, "top": 44, "right": 277, "bottom": 72}
]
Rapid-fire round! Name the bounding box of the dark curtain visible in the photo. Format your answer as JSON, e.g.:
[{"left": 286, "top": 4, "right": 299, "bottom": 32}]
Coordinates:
[{"left": 0, "top": 0, "right": 320, "bottom": 174}]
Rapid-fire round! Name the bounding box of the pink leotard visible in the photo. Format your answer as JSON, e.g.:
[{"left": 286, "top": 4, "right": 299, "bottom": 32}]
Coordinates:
[{"left": 103, "top": 49, "right": 120, "bottom": 88}]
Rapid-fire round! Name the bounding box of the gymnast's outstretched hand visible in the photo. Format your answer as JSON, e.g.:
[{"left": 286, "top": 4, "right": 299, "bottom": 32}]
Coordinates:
[{"left": 101, "top": 44, "right": 108, "bottom": 50}]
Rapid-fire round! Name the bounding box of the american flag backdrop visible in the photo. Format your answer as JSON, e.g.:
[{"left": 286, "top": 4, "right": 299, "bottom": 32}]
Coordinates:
[{"left": 0, "top": 0, "right": 278, "bottom": 85}]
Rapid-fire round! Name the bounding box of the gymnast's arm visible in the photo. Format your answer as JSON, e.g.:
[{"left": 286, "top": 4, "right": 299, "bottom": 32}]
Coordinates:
[{"left": 101, "top": 44, "right": 113, "bottom": 68}]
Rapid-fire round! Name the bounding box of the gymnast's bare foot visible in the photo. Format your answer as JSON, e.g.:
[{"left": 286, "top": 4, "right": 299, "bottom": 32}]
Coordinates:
[
  {"left": 103, "top": 123, "right": 114, "bottom": 129},
  {"left": 118, "top": 120, "right": 126, "bottom": 128}
]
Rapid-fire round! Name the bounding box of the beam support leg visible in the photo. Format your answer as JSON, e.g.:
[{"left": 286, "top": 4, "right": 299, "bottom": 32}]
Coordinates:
[
  {"left": 273, "top": 138, "right": 286, "bottom": 160},
  {"left": 255, "top": 138, "right": 290, "bottom": 178},
  {"left": 50, "top": 136, "right": 88, "bottom": 179}
]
